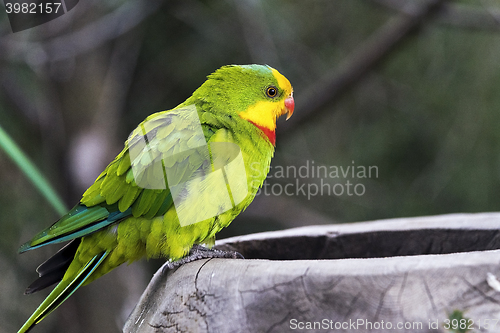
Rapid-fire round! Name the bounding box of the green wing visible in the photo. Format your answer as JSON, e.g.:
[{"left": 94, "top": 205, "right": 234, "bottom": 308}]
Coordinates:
[{"left": 20, "top": 105, "right": 213, "bottom": 252}]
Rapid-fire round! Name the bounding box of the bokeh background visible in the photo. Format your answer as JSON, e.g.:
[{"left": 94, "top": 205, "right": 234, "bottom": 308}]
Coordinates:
[{"left": 2, "top": 0, "right": 500, "bottom": 332}]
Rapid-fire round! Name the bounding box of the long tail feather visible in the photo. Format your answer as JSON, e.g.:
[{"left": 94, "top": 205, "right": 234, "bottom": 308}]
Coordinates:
[
  {"left": 18, "top": 252, "right": 109, "bottom": 333},
  {"left": 25, "top": 240, "right": 81, "bottom": 294}
]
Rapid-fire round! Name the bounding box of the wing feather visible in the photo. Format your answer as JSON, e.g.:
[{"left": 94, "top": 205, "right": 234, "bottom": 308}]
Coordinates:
[{"left": 20, "top": 105, "right": 215, "bottom": 252}]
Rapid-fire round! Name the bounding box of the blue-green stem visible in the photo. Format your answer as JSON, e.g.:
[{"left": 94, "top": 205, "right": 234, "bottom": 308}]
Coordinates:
[{"left": 0, "top": 124, "right": 67, "bottom": 215}]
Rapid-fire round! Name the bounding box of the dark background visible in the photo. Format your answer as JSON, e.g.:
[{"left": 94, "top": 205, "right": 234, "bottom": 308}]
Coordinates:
[{"left": 2, "top": 0, "right": 500, "bottom": 332}]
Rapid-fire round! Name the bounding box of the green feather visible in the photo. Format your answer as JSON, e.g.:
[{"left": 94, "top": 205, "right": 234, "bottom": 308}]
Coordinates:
[
  {"left": 104, "top": 176, "right": 129, "bottom": 205},
  {"left": 116, "top": 151, "right": 131, "bottom": 176},
  {"left": 17, "top": 252, "right": 109, "bottom": 333},
  {"left": 19, "top": 205, "right": 110, "bottom": 252},
  {"left": 131, "top": 189, "right": 156, "bottom": 217},
  {"left": 118, "top": 186, "right": 141, "bottom": 212}
]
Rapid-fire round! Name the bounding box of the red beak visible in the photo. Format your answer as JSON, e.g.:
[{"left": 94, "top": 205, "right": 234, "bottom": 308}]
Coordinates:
[{"left": 284, "top": 93, "right": 294, "bottom": 120}]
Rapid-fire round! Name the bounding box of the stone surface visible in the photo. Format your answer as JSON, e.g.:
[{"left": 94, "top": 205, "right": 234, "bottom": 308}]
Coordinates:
[{"left": 124, "top": 213, "right": 500, "bottom": 333}]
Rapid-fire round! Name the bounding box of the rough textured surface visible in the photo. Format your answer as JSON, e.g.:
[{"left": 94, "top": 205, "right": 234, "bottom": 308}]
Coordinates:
[{"left": 124, "top": 213, "right": 500, "bottom": 333}]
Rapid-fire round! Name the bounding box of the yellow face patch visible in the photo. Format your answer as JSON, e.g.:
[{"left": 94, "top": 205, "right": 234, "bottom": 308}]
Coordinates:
[
  {"left": 271, "top": 68, "right": 293, "bottom": 96},
  {"left": 239, "top": 67, "right": 293, "bottom": 131},
  {"left": 239, "top": 100, "right": 280, "bottom": 132}
]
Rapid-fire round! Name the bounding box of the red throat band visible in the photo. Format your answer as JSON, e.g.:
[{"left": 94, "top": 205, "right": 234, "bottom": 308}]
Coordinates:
[{"left": 248, "top": 121, "right": 276, "bottom": 146}]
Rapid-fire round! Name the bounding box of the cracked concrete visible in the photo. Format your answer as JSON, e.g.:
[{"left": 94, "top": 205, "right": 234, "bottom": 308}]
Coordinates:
[{"left": 123, "top": 213, "right": 500, "bottom": 333}]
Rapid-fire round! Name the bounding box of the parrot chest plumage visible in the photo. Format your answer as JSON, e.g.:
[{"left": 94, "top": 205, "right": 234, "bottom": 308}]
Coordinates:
[{"left": 77, "top": 107, "right": 275, "bottom": 280}]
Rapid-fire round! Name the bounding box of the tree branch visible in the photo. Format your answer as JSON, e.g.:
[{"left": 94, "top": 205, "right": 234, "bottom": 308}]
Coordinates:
[
  {"left": 281, "top": 0, "right": 445, "bottom": 136},
  {"left": 0, "top": 0, "right": 163, "bottom": 68},
  {"left": 372, "top": 0, "right": 500, "bottom": 31}
]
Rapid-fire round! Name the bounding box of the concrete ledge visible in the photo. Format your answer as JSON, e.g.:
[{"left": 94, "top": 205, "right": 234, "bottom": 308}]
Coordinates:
[{"left": 124, "top": 213, "right": 500, "bottom": 333}]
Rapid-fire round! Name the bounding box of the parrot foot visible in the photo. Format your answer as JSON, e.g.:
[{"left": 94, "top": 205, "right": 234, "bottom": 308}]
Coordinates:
[{"left": 162, "top": 245, "right": 244, "bottom": 273}]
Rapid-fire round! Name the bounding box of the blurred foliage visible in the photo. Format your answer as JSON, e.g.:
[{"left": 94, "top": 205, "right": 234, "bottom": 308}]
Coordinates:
[
  {"left": 445, "top": 310, "right": 472, "bottom": 333},
  {"left": 0, "top": 124, "right": 67, "bottom": 214},
  {"left": 2, "top": 0, "right": 500, "bottom": 332}
]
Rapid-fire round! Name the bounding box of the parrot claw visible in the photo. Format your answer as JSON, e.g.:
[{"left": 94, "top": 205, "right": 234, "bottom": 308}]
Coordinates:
[{"left": 162, "top": 244, "right": 244, "bottom": 273}]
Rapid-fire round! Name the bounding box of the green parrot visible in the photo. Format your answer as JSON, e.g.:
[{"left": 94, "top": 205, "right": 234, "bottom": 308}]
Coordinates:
[{"left": 17, "top": 64, "right": 294, "bottom": 332}]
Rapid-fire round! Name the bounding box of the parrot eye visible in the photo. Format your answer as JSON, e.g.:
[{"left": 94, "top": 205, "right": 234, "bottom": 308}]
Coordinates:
[{"left": 266, "top": 86, "right": 278, "bottom": 98}]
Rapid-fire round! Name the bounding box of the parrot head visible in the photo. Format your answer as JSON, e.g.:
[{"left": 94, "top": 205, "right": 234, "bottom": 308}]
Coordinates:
[{"left": 197, "top": 64, "right": 294, "bottom": 145}]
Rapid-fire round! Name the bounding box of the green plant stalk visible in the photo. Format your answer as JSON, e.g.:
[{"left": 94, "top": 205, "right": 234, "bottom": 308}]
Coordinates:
[{"left": 0, "top": 124, "right": 67, "bottom": 215}]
